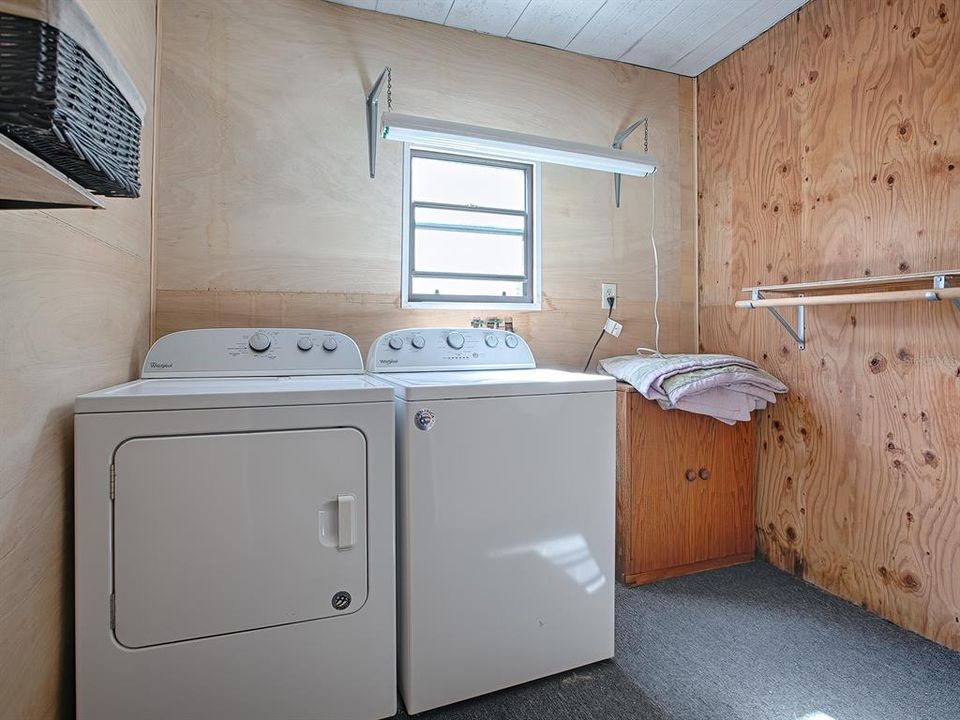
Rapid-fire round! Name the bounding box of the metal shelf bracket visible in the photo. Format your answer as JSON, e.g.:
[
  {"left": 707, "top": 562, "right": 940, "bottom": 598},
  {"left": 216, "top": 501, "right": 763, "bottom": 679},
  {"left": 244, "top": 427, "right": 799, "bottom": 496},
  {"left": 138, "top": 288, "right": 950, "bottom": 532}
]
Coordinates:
[
  {"left": 932, "top": 275, "right": 960, "bottom": 312},
  {"left": 365, "top": 67, "right": 391, "bottom": 179},
  {"left": 752, "top": 289, "right": 805, "bottom": 350},
  {"left": 612, "top": 117, "right": 648, "bottom": 208}
]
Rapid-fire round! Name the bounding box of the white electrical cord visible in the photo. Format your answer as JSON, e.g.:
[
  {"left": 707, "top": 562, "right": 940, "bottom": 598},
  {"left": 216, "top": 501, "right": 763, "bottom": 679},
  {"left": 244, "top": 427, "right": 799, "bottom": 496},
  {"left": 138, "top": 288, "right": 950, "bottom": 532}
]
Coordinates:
[{"left": 636, "top": 173, "right": 663, "bottom": 356}]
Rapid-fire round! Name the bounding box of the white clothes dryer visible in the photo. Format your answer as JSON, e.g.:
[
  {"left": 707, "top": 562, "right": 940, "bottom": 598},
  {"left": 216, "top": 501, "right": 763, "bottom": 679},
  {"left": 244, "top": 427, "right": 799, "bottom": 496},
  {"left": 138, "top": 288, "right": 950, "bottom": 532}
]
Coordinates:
[{"left": 75, "top": 328, "right": 396, "bottom": 720}]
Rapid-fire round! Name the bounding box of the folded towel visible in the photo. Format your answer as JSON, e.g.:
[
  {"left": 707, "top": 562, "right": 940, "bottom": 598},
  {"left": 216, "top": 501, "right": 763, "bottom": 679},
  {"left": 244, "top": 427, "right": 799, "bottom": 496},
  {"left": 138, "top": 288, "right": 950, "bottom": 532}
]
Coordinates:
[{"left": 598, "top": 353, "right": 788, "bottom": 424}]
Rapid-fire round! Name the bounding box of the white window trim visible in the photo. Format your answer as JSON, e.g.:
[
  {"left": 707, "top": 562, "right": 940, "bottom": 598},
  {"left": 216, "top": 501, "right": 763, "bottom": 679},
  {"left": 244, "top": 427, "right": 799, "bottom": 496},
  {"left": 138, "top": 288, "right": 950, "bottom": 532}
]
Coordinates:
[{"left": 400, "top": 143, "right": 542, "bottom": 311}]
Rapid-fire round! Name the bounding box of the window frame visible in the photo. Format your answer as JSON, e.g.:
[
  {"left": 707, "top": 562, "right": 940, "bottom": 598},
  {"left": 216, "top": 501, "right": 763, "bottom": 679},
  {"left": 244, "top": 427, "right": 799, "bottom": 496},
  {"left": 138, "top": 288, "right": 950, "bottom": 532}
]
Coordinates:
[{"left": 400, "top": 145, "right": 541, "bottom": 310}]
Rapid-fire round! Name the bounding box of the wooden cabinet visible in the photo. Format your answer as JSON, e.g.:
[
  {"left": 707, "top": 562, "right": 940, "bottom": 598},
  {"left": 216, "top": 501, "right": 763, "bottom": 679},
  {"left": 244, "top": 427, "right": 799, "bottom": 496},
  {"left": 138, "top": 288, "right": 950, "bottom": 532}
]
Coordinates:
[{"left": 615, "top": 383, "right": 755, "bottom": 585}]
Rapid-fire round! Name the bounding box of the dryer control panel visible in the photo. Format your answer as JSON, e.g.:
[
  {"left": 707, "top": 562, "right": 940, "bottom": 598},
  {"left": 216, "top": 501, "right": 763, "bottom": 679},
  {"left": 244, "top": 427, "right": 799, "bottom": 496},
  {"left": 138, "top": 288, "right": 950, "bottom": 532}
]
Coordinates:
[
  {"left": 141, "top": 328, "right": 364, "bottom": 377},
  {"left": 368, "top": 328, "right": 536, "bottom": 372}
]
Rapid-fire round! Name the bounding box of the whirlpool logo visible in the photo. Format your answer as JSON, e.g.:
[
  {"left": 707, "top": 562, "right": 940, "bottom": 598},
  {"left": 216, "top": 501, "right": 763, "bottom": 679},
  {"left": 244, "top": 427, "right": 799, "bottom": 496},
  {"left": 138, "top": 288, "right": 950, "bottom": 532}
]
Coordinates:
[
  {"left": 149, "top": 361, "right": 174, "bottom": 369},
  {"left": 378, "top": 358, "right": 399, "bottom": 365}
]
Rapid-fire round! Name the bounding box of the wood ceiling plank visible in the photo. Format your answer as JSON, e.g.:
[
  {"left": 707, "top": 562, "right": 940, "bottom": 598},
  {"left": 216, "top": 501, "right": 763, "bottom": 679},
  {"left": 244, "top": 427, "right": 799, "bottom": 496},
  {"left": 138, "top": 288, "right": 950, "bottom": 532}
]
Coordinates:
[
  {"left": 444, "top": 0, "right": 528, "bottom": 36},
  {"left": 327, "top": 0, "right": 811, "bottom": 74},
  {"left": 507, "top": 0, "right": 606, "bottom": 51},
  {"left": 565, "top": 0, "right": 684, "bottom": 61},
  {"left": 375, "top": 0, "right": 453, "bottom": 24},
  {"left": 619, "top": 0, "right": 751, "bottom": 70},
  {"left": 669, "top": 0, "right": 807, "bottom": 77}
]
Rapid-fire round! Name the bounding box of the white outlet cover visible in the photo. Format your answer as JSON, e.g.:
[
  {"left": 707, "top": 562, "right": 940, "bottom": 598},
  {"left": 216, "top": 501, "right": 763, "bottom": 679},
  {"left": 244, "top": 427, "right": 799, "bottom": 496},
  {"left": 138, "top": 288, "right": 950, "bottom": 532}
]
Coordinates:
[{"left": 601, "top": 283, "right": 617, "bottom": 308}]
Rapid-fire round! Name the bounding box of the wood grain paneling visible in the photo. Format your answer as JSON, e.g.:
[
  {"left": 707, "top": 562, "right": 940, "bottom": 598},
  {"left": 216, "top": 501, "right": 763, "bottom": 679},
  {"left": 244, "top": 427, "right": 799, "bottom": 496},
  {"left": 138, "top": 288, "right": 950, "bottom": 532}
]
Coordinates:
[
  {"left": 155, "top": 289, "right": 693, "bottom": 371},
  {"left": 0, "top": 2, "right": 158, "bottom": 718},
  {"left": 153, "top": 0, "right": 698, "bottom": 369},
  {"left": 698, "top": 0, "right": 960, "bottom": 650}
]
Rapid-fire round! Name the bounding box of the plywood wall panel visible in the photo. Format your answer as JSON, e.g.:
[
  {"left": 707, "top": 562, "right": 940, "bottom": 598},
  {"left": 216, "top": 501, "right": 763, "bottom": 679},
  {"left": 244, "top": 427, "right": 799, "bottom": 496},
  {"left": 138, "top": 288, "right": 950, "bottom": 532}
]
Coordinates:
[
  {"left": 697, "top": 12, "right": 808, "bottom": 577},
  {"left": 699, "top": 0, "right": 960, "bottom": 650},
  {"left": 155, "top": 289, "right": 692, "bottom": 372},
  {"left": 0, "top": 3, "right": 158, "bottom": 717},
  {"left": 154, "top": 0, "right": 698, "bottom": 368}
]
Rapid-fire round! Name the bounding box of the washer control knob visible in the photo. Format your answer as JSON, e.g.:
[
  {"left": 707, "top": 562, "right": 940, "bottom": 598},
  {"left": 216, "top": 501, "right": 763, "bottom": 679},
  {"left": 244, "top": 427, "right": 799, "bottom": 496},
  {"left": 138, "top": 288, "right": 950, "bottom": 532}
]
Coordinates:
[
  {"left": 322, "top": 337, "right": 338, "bottom": 352},
  {"left": 446, "top": 332, "right": 465, "bottom": 350},
  {"left": 388, "top": 336, "right": 404, "bottom": 351},
  {"left": 411, "top": 334, "right": 426, "bottom": 349},
  {"left": 485, "top": 334, "right": 499, "bottom": 348},
  {"left": 297, "top": 336, "right": 314, "bottom": 351},
  {"left": 249, "top": 331, "right": 271, "bottom": 352},
  {"left": 505, "top": 334, "right": 519, "bottom": 348}
]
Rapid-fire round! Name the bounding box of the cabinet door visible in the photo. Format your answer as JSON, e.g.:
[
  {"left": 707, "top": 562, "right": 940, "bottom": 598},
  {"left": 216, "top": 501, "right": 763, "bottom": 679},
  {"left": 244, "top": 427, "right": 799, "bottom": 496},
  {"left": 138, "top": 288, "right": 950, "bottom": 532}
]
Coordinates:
[{"left": 629, "top": 395, "right": 753, "bottom": 577}]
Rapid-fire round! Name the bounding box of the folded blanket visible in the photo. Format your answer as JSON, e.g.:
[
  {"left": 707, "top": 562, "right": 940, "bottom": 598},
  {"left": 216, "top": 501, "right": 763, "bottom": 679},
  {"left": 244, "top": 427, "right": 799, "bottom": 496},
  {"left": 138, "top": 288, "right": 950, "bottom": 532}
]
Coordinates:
[{"left": 598, "top": 353, "right": 788, "bottom": 424}]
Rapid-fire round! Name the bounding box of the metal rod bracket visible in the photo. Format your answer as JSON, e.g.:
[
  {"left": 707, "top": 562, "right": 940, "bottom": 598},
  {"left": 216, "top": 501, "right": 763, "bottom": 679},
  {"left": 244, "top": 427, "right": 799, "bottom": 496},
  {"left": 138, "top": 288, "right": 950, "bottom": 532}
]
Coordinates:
[
  {"left": 754, "top": 290, "right": 805, "bottom": 350},
  {"left": 934, "top": 275, "right": 960, "bottom": 312}
]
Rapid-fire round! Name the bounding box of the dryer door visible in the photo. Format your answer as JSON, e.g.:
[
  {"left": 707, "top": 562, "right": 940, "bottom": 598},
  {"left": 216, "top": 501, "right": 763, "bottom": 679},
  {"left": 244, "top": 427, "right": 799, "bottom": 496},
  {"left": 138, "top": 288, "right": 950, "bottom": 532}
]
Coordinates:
[{"left": 112, "top": 428, "right": 368, "bottom": 648}]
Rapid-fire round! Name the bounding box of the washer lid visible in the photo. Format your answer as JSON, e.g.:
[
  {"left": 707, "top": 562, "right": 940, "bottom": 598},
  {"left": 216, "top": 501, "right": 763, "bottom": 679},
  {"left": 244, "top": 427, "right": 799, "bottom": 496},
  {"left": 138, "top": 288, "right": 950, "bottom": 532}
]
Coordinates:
[
  {"left": 75, "top": 374, "right": 394, "bottom": 413},
  {"left": 378, "top": 368, "right": 615, "bottom": 401}
]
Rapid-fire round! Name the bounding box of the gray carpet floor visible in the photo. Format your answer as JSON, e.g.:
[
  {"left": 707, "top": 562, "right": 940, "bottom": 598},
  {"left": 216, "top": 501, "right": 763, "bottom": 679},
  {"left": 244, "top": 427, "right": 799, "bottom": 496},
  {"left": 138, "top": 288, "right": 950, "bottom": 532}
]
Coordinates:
[{"left": 395, "top": 561, "right": 960, "bottom": 719}]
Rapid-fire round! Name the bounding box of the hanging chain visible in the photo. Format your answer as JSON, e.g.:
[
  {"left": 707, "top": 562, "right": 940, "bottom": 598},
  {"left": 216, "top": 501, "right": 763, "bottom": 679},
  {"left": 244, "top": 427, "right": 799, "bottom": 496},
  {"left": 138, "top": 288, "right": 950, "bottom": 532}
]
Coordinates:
[
  {"left": 386, "top": 67, "right": 392, "bottom": 111},
  {"left": 613, "top": 117, "right": 649, "bottom": 152}
]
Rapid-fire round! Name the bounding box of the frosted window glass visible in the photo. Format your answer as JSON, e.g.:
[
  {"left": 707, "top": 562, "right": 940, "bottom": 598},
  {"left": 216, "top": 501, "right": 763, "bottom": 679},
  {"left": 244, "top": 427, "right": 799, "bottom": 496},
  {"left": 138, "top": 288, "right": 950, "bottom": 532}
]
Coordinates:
[
  {"left": 411, "top": 157, "right": 526, "bottom": 210},
  {"left": 404, "top": 149, "right": 535, "bottom": 304},
  {"left": 414, "top": 230, "right": 525, "bottom": 276},
  {"left": 415, "top": 207, "right": 524, "bottom": 234}
]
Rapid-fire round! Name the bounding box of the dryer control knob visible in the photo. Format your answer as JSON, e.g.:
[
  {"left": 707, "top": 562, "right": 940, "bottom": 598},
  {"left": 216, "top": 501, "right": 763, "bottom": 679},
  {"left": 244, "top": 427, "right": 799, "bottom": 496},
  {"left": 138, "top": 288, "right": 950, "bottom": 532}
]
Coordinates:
[
  {"left": 411, "top": 334, "right": 426, "bottom": 349},
  {"left": 505, "top": 334, "right": 519, "bottom": 348},
  {"left": 249, "top": 332, "right": 271, "bottom": 352},
  {"left": 297, "top": 336, "right": 314, "bottom": 351},
  {"left": 388, "top": 336, "right": 404, "bottom": 351},
  {"left": 322, "top": 337, "right": 338, "bottom": 352},
  {"left": 485, "top": 334, "right": 499, "bottom": 348},
  {"left": 446, "top": 332, "right": 465, "bottom": 350}
]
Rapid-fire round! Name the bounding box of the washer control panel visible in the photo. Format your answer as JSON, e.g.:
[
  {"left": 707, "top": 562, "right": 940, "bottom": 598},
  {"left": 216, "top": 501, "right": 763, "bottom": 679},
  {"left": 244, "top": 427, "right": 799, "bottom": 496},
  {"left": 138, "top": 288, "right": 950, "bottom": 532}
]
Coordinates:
[
  {"left": 141, "top": 328, "right": 364, "bottom": 377},
  {"left": 367, "top": 328, "right": 535, "bottom": 372}
]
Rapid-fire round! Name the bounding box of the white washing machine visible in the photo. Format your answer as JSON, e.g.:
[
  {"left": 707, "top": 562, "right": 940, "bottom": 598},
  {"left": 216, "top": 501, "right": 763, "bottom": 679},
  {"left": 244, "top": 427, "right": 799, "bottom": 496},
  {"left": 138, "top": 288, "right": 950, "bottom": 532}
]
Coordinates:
[
  {"left": 74, "top": 328, "right": 396, "bottom": 720},
  {"left": 368, "top": 327, "right": 616, "bottom": 715}
]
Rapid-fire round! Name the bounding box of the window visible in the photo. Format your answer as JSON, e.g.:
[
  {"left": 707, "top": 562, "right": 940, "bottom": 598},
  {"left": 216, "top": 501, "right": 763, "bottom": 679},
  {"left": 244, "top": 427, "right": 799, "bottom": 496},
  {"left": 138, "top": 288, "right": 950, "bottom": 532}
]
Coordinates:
[{"left": 401, "top": 147, "right": 540, "bottom": 309}]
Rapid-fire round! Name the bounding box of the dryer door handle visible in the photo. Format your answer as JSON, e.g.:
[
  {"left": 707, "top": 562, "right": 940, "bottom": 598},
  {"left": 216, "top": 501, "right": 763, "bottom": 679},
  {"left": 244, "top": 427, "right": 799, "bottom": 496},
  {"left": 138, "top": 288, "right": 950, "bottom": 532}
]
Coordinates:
[{"left": 337, "top": 494, "right": 355, "bottom": 550}]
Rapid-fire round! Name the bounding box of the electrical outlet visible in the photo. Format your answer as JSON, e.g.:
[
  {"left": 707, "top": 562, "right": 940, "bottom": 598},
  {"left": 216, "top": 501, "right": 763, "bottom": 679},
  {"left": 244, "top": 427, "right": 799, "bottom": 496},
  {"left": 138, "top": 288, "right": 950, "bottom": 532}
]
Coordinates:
[
  {"left": 604, "top": 318, "right": 623, "bottom": 337},
  {"left": 601, "top": 283, "right": 617, "bottom": 309}
]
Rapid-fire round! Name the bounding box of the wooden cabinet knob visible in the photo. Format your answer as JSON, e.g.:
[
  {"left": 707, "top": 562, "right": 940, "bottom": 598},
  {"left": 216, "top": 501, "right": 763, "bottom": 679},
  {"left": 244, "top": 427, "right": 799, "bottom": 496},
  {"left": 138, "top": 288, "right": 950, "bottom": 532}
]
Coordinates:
[
  {"left": 685, "top": 469, "right": 697, "bottom": 482},
  {"left": 698, "top": 467, "right": 710, "bottom": 480}
]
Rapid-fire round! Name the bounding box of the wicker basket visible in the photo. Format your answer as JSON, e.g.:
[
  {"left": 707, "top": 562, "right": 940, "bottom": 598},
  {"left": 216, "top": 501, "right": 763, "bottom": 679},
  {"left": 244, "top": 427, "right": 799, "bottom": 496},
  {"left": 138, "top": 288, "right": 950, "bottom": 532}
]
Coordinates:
[{"left": 0, "top": 12, "right": 141, "bottom": 197}]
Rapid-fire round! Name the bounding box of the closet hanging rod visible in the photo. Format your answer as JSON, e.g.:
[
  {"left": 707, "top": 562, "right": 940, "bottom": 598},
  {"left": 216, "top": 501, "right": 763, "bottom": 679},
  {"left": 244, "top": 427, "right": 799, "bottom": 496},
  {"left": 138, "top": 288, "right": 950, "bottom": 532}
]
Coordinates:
[
  {"left": 736, "top": 287, "right": 960, "bottom": 309},
  {"left": 737, "top": 271, "right": 960, "bottom": 350}
]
